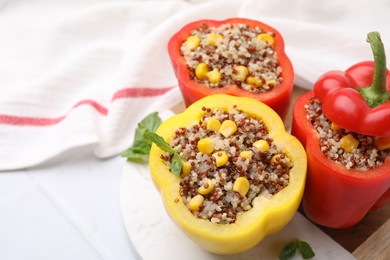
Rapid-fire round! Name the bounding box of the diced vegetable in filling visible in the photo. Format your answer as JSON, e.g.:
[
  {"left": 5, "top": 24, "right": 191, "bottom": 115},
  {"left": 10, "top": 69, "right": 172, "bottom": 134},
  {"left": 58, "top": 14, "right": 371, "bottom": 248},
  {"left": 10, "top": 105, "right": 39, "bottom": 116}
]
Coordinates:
[
  {"left": 305, "top": 97, "right": 389, "bottom": 170},
  {"left": 161, "top": 106, "right": 291, "bottom": 224},
  {"left": 180, "top": 23, "right": 282, "bottom": 93}
]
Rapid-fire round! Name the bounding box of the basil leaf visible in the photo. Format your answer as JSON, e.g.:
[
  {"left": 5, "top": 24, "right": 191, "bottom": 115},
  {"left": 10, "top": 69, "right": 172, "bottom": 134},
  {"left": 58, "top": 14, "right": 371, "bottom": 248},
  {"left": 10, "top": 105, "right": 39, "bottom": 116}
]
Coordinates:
[
  {"left": 141, "top": 112, "right": 162, "bottom": 134},
  {"left": 144, "top": 132, "right": 173, "bottom": 152},
  {"left": 297, "top": 240, "right": 315, "bottom": 259},
  {"left": 279, "top": 240, "right": 315, "bottom": 260},
  {"left": 170, "top": 151, "right": 182, "bottom": 177},
  {"left": 279, "top": 241, "right": 297, "bottom": 260},
  {"left": 133, "top": 112, "right": 162, "bottom": 145},
  {"left": 120, "top": 112, "right": 162, "bottom": 161},
  {"left": 120, "top": 145, "right": 150, "bottom": 162},
  {"left": 144, "top": 132, "right": 182, "bottom": 176},
  {"left": 121, "top": 112, "right": 183, "bottom": 177}
]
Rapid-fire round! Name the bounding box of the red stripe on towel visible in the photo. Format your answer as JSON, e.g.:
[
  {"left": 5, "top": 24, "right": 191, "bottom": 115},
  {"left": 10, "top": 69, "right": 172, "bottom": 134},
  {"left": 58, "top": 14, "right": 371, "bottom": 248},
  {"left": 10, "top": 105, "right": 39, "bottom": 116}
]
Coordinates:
[
  {"left": 111, "top": 86, "right": 174, "bottom": 100},
  {"left": 0, "top": 86, "right": 175, "bottom": 126}
]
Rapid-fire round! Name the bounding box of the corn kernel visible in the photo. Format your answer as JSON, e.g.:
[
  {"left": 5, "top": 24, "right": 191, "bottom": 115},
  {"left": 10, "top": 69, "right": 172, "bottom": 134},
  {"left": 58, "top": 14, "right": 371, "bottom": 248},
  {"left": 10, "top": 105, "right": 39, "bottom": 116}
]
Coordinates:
[
  {"left": 206, "top": 68, "right": 221, "bottom": 83},
  {"left": 218, "top": 120, "right": 237, "bottom": 138},
  {"left": 206, "top": 119, "right": 221, "bottom": 132},
  {"left": 239, "top": 150, "right": 253, "bottom": 160},
  {"left": 195, "top": 63, "right": 209, "bottom": 80},
  {"left": 246, "top": 76, "right": 263, "bottom": 87},
  {"left": 207, "top": 33, "right": 223, "bottom": 46},
  {"left": 189, "top": 194, "right": 204, "bottom": 211},
  {"left": 181, "top": 161, "right": 192, "bottom": 177},
  {"left": 253, "top": 140, "right": 270, "bottom": 152},
  {"left": 231, "top": 65, "right": 249, "bottom": 82},
  {"left": 257, "top": 33, "right": 274, "bottom": 45},
  {"left": 212, "top": 151, "right": 229, "bottom": 167},
  {"left": 265, "top": 79, "right": 277, "bottom": 87},
  {"left": 340, "top": 134, "right": 359, "bottom": 153},
  {"left": 197, "top": 137, "right": 214, "bottom": 154},
  {"left": 184, "top": 35, "right": 200, "bottom": 50},
  {"left": 375, "top": 136, "right": 390, "bottom": 151},
  {"left": 233, "top": 177, "right": 250, "bottom": 197},
  {"left": 330, "top": 122, "right": 341, "bottom": 131},
  {"left": 198, "top": 178, "right": 215, "bottom": 195}
]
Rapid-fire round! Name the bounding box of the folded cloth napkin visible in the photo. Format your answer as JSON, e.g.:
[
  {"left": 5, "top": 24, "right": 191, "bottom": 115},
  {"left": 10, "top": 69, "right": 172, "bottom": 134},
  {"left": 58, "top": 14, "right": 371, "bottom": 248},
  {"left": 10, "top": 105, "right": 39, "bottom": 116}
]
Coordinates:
[{"left": 0, "top": 0, "right": 389, "bottom": 171}]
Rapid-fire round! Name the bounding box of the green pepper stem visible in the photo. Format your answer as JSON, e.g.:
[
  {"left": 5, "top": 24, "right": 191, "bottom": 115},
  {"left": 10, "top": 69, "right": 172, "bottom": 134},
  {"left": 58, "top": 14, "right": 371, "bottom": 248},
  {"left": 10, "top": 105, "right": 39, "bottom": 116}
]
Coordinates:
[{"left": 357, "top": 32, "right": 390, "bottom": 107}]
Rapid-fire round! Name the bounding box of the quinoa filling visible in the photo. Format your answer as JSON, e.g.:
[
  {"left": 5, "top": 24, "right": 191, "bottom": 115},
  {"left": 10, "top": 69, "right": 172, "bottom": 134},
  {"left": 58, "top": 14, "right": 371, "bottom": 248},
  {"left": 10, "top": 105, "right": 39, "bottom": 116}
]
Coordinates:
[
  {"left": 305, "top": 97, "right": 389, "bottom": 170},
  {"left": 161, "top": 106, "right": 291, "bottom": 224},
  {"left": 180, "top": 23, "right": 282, "bottom": 93}
]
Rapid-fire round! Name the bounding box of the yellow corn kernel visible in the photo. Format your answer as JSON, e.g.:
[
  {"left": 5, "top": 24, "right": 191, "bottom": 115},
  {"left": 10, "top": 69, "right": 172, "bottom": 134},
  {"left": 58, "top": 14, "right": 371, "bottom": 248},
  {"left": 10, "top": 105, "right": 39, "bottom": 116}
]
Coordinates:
[
  {"left": 207, "top": 33, "right": 223, "bottom": 46},
  {"left": 330, "top": 122, "right": 341, "bottom": 131},
  {"left": 257, "top": 33, "right": 274, "bottom": 45},
  {"left": 184, "top": 35, "right": 200, "bottom": 50},
  {"left": 231, "top": 65, "right": 249, "bottom": 82},
  {"left": 246, "top": 76, "right": 263, "bottom": 87},
  {"left": 206, "top": 119, "right": 221, "bottom": 132},
  {"left": 189, "top": 194, "right": 204, "bottom": 211},
  {"left": 218, "top": 120, "right": 237, "bottom": 138},
  {"left": 233, "top": 177, "right": 250, "bottom": 197},
  {"left": 239, "top": 150, "right": 253, "bottom": 160},
  {"left": 375, "top": 136, "right": 390, "bottom": 151},
  {"left": 265, "top": 79, "right": 277, "bottom": 87},
  {"left": 212, "top": 151, "right": 229, "bottom": 167},
  {"left": 206, "top": 68, "right": 222, "bottom": 83},
  {"left": 195, "top": 63, "right": 209, "bottom": 80},
  {"left": 181, "top": 161, "right": 192, "bottom": 177},
  {"left": 340, "top": 134, "right": 359, "bottom": 153},
  {"left": 253, "top": 140, "right": 270, "bottom": 152},
  {"left": 197, "top": 137, "right": 214, "bottom": 155},
  {"left": 198, "top": 179, "right": 215, "bottom": 195}
]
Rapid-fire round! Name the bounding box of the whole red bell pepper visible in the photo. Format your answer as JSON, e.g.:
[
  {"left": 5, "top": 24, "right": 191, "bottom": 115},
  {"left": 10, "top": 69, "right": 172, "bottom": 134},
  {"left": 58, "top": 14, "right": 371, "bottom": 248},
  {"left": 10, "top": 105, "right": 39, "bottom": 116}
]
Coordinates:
[
  {"left": 314, "top": 32, "right": 390, "bottom": 136},
  {"left": 167, "top": 18, "right": 294, "bottom": 120},
  {"left": 292, "top": 32, "right": 390, "bottom": 228}
]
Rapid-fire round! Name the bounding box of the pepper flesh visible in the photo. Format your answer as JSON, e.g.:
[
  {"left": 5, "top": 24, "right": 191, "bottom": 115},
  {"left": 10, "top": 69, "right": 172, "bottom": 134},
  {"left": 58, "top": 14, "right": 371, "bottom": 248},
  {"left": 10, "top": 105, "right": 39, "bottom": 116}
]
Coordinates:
[
  {"left": 149, "top": 94, "right": 306, "bottom": 254},
  {"left": 167, "top": 18, "right": 294, "bottom": 120},
  {"left": 292, "top": 91, "right": 390, "bottom": 228}
]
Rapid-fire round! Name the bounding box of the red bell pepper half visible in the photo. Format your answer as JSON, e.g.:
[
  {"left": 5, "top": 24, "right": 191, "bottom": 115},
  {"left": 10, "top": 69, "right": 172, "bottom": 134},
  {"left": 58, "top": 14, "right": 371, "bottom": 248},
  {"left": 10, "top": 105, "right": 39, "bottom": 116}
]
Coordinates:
[
  {"left": 292, "top": 32, "right": 390, "bottom": 228},
  {"left": 167, "top": 18, "right": 294, "bottom": 120}
]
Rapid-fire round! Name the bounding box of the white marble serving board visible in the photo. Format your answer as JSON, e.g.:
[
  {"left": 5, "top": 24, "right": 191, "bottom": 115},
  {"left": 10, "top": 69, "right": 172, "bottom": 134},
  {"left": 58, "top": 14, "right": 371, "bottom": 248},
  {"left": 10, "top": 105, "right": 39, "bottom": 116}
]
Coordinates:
[{"left": 120, "top": 162, "right": 356, "bottom": 260}]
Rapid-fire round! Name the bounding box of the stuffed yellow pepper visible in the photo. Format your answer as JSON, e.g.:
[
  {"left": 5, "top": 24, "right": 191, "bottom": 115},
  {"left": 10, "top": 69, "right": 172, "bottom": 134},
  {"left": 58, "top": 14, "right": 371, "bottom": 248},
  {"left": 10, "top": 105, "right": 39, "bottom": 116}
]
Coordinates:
[{"left": 149, "top": 94, "right": 306, "bottom": 254}]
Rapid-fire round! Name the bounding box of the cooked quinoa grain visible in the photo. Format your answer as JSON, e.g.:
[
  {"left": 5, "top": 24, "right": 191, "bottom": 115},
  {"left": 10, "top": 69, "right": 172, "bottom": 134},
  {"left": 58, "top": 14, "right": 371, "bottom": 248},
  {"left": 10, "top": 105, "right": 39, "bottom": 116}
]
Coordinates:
[
  {"left": 305, "top": 97, "right": 389, "bottom": 170},
  {"left": 161, "top": 106, "right": 291, "bottom": 224},
  {"left": 180, "top": 23, "right": 282, "bottom": 93}
]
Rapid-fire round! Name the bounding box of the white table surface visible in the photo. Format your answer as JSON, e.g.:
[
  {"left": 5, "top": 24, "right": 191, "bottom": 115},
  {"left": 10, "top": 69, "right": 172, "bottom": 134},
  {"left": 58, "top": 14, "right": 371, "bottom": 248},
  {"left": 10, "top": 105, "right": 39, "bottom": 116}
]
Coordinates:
[{"left": 0, "top": 148, "right": 139, "bottom": 260}]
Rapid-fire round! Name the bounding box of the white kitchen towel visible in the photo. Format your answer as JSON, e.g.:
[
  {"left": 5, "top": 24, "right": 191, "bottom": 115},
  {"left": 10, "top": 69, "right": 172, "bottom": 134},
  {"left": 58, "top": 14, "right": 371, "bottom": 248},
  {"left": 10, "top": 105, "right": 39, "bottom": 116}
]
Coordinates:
[{"left": 0, "top": 0, "right": 389, "bottom": 171}]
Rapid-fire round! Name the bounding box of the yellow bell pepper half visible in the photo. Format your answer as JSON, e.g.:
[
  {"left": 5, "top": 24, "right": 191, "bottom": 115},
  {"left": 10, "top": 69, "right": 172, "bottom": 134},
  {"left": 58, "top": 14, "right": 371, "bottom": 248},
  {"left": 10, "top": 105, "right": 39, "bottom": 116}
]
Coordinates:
[{"left": 149, "top": 94, "right": 307, "bottom": 255}]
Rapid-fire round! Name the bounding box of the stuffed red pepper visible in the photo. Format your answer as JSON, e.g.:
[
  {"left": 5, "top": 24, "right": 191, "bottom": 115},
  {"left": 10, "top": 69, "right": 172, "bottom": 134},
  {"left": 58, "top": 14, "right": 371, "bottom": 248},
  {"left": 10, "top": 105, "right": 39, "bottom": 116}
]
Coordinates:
[
  {"left": 168, "top": 18, "right": 294, "bottom": 120},
  {"left": 292, "top": 32, "right": 390, "bottom": 228}
]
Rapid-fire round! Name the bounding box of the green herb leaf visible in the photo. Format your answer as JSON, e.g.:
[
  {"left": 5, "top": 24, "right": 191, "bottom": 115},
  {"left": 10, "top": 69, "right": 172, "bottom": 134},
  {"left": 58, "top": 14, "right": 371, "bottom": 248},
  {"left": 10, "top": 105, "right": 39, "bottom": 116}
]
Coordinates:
[
  {"left": 120, "top": 112, "right": 162, "bottom": 161},
  {"left": 119, "top": 144, "right": 151, "bottom": 162},
  {"left": 144, "top": 132, "right": 173, "bottom": 152},
  {"left": 133, "top": 112, "right": 162, "bottom": 143},
  {"left": 120, "top": 112, "right": 183, "bottom": 177},
  {"left": 279, "top": 241, "right": 297, "bottom": 260},
  {"left": 297, "top": 240, "right": 315, "bottom": 259},
  {"left": 170, "top": 151, "right": 182, "bottom": 177},
  {"left": 144, "top": 132, "right": 183, "bottom": 176},
  {"left": 279, "top": 240, "right": 315, "bottom": 260}
]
